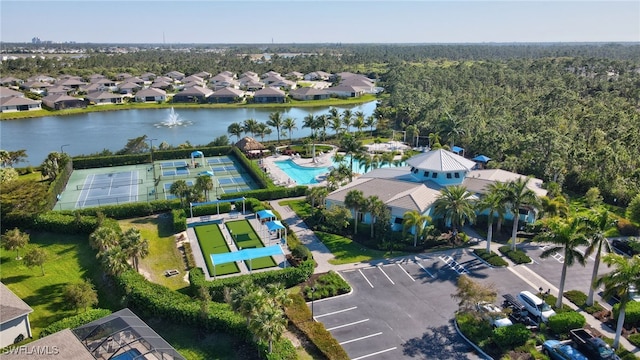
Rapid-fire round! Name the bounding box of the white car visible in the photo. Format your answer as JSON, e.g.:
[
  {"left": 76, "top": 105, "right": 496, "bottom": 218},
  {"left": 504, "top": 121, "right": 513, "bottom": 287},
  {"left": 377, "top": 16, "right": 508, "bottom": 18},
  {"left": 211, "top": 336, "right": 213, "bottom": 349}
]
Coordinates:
[
  {"left": 517, "top": 290, "right": 556, "bottom": 323},
  {"left": 476, "top": 301, "right": 513, "bottom": 328}
]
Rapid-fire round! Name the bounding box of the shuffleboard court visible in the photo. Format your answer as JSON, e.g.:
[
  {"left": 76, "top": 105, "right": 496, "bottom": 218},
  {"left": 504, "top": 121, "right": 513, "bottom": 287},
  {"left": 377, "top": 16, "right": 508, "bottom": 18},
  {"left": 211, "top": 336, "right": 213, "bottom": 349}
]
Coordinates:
[{"left": 75, "top": 171, "right": 140, "bottom": 208}]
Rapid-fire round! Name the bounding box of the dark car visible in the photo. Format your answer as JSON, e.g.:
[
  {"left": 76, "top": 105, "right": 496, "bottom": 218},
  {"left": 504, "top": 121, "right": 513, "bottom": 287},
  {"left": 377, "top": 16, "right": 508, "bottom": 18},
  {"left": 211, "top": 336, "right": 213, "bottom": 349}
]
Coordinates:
[
  {"left": 543, "top": 340, "right": 589, "bottom": 360},
  {"left": 610, "top": 238, "right": 639, "bottom": 257}
]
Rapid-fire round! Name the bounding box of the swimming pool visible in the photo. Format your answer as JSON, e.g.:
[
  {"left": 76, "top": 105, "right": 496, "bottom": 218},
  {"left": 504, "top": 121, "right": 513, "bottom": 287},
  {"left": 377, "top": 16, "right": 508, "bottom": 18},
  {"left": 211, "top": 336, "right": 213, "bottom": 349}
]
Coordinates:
[{"left": 275, "top": 157, "right": 405, "bottom": 185}]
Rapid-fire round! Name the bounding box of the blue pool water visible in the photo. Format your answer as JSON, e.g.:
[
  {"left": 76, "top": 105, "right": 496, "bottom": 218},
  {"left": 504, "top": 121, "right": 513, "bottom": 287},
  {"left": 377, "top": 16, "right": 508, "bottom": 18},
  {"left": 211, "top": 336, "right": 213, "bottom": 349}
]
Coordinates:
[
  {"left": 112, "top": 348, "right": 141, "bottom": 360},
  {"left": 275, "top": 157, "right": 405, "bottom": 185}
]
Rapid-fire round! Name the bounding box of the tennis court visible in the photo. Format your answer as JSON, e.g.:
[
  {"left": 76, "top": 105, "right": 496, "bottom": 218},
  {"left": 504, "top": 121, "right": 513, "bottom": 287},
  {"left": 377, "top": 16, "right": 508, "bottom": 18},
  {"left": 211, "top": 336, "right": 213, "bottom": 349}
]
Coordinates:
[
  {"left": 75, "top": 171, "right": 141, "bottom": 208},
  {"left": 160, "top": 160, "right": 188, "bottom": 168},
  {"left": 162, "top": 167, "right": 190, "bottom": 177},
  {"left": 207, "top": 156, "right": 233, "bottom": 165}
]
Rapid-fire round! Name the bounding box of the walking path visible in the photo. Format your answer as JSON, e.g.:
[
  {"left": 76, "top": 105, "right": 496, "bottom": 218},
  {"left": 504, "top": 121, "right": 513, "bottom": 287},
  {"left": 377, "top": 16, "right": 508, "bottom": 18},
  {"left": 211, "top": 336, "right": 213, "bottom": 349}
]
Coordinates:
[{"left": 269, "top": 199, "right": 639, "bottom": 355}]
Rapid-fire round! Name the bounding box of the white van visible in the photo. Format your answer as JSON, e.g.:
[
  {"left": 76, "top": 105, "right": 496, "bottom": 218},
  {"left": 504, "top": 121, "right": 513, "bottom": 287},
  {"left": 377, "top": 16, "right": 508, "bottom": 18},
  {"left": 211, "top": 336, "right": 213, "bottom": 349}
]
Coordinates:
[{"left": 517, "top": 290, "right": 556, "bottom": 323}]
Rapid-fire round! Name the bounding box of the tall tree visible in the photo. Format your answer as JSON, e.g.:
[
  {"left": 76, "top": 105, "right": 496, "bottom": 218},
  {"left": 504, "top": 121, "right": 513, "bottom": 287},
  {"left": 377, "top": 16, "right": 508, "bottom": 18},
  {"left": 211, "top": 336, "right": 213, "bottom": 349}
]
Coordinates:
[
  {"left": 169, "top": 179, "right": 189, "bottom": 207},
  {"left": 98, "top": 246, "right": 129, "bottom": 276},
  {"left": 250, "top": 305, "right": 287, "bottom": 354},
  {"left": 195, "top": 175, "right": 214, "bottom": 201},
  {"left": 535, "top": 217, "right": 589, "bottom": 309},
  {"left": 403, "top": 210, "right": 432, "bottom": 247},
  {"left": 89, "top": 226, "right": 119, "bottom": 252},
  {"left": 255, "top": 122, "right": 272, "bottom": 143},
  {"left": 117, "top": 135, "right": 149, "bottom": 155},
  {"left": 344, "top": 190, "right": 366, "bottom": 235},
  {"left": 342, "top": 109, "right": 353, "bottom": 134},
  {"left": 476, "top": 185, "right": 507, "bottom": 252},
  {"left": 451, "top": 275, "right": 497, "bottom": 313},
  {"left": 243, "top": 118, "right": 259, "bottom": 138},
  {"left": 266, "top": 111, "right": 284, "bottom": 144},
  {"left": 353, "top": 111, "right": 366, "bottom": 137},
  {"left": 365, "top": 115, "right": 377, "bottom": 138},
  {"left": 64, "top": 280, "right": 98, "bottom": 313},
  {"left": 503, "top": 178, "right": 539, "bottom": 251},
  {"left": 328, "top": 107, "right": 341, "bottom": 135},
  {"left": 2, "top": 228, "right": 29, "bottom": 260},
  {"left": 339, "top": 134, "right": 363, "bottom": 181},
  {"left": 595, "top": 254, "right": 640, "bottom": 349},
  {"left": 584, "top": 210, "right": 614, "bottom": 306},
  {"left": 306, "top": 186, "right": 328, "bottom": 209},
  {"left": 366, "top": 195, "right": 386, "bottom": 239},
  {"left": 121, "top": 227, "right": 149, "bottom": 273},
  {"left": 24, "top": 247, "right": 48, "bottom": 276},
  {"left": 282, "top": 117, "right": 297, "bottom": 144},
  {"left": 227, "top": 122, "right": 244, "bottom": 141},
  {"left": 433, "top": 185, "right": 477, "bottom": 243},
  {"left": 302, "top": 114, "right": 318, "bottom": 161}
]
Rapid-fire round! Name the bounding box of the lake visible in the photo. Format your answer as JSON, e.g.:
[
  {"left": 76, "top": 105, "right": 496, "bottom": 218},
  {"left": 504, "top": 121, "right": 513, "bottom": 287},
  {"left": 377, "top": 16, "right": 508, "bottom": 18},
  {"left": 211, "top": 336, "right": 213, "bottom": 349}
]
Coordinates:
[{"left": 1, "top": 101, "right": 376, "bottom": 165}]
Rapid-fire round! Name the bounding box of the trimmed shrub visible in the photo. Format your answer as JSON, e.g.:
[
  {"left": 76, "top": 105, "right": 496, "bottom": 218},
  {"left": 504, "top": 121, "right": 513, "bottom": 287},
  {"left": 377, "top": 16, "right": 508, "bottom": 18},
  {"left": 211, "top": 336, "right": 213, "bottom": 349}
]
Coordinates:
[
  {"left": 564, "top": 290, "right": 587, "bottom": 307},
  {"left": 617, "top": 218, "right": 640, "bottom": 236},
  {"left": 291, "top": 245, "right": 312, "bottom": 261},
  {"left": 547, "top": 312, "right": 586, "bottom": 335},
  {"left": 492, "top": 323, "right": 531, "bottom": 349},
  {"left": 219, "top": 186, "right": 308, "bottom": 202},
  {"left": 613, "top": 300, "right": 640, "bottom": 327},
  {"left": 182, "top": 242, "right": 196, "bottom": 269},
  {"left": 172, "top": 209, "right": 187, "bottom": 232},
  {"left": 30, "top": 211, "right": 99, "bottom": 234},
  {"left": 40, "top": 309, "right": 112, "bottom": 337},
  {"left": 285, "top": 293, "right": 349, "bottom": 360},
  {"left": 192, "top": 202, "right": 232, "bottom": 216},
  {"left": 66, "top": 199, "right": 180, "bottom": 219},
  {"left": 455, "top": 311, "right": 493, "bottom": 347},
  {"left": 628, "top": 333, "right": 640, "bottom": 347},
  {"left": 303, "top": 271, "right": 350, "bottom": 300},
  {"left": 498, "top": 245, "right": 532, "bottom": 264},
  {"left": 71, "top": 146, "right": 232, "bottom": 169},
  {"left": 473, "top": 248, "right": 508, "bottom": 267}
]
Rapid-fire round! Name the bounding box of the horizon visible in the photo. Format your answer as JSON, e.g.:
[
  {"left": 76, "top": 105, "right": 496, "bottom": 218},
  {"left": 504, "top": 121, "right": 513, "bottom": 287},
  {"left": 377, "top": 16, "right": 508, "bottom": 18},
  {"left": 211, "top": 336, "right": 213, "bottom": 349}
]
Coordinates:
[{"left": 2, "top": 1, "right": 638, "bottom": 44}]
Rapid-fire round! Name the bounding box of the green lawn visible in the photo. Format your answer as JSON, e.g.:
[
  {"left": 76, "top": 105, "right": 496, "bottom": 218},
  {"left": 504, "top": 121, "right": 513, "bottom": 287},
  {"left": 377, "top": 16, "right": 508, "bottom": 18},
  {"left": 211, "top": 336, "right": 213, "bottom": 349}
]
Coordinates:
[
  {"left": 225, "top": 220, "right": 277, "bottom": 270},
  {"left": 279, "top": 199, "right": 313, "bottom": 219},
  {"left": 194, "top": 224, "right": 240, "bottom": 277},
  {"left": 315, "top": 231, "right": 407, "bottom": 265},
  {"left": 119, "top": 216, "right": 188, "bottom": 291},
  {"left": 0, "top": 232, "right": 110, "bottom": 338}
]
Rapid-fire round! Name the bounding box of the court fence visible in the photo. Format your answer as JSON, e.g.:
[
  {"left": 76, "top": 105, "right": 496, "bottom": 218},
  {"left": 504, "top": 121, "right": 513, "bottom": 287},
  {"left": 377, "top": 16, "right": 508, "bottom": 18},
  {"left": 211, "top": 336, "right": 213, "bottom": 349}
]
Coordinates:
[{"left": 76, "top": 178, "right": 144, "bottom": 190}]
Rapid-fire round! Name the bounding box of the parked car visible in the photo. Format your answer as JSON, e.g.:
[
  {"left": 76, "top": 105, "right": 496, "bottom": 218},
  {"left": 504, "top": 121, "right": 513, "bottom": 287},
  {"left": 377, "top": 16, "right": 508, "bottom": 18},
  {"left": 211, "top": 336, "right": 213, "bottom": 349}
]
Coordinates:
[
  {"left": 476, "top": 301, "right": 513, "bottom": 328},
  {"left": 543, "top": 340, "right": 590, "bottom": 360},
  {"left": 502, "top": 294, "right": 537, "bottom": 326},
  {"left": 517, "top": 290, "right": 556, "bottom": 323},
  {"left": 610, "top": 238, "right": 640, "bottom": 257},
  {"left": 569, "top": 328, "right": 620, "bottom": 360}
]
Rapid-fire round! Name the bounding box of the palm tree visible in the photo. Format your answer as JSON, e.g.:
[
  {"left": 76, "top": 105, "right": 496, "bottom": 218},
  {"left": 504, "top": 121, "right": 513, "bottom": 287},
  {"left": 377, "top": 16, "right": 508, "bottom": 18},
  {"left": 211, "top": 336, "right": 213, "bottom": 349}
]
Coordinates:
[
  {"left": 282, "top": 117, "right": 297, "bottom": 144},
  {"left": 265, "top": 283, "right": 292, "bottom": 309},
  {"left": 306, "top": 186, "right": 328, "bottom": 209},
  {"left": 539, "top": 195, "right": 570, "bottom": 219},
  {"left": 316, "top": 114, "right": 329, "bottom": 141},
  {"left": 169, "top": 179, "right": 189, "bottom": 207},
  {"left": 2, "top": 228, "right": 29, "bottom": 260},
  {"left": 366, "top": 196, "right": 386, "bottom": 239},
  {"left": 328, "top": 107, "right": 341, "bottom": 135},
  {"left": 266, "top": 111, "right": 284, "bottom": 144},
  {"left": 121, "top": 227, "right": 149, "bottom": 273},
  {"left": 403, "top": 210, "right": 432, "bottom": 247},
  {"left": 535, "top": 217, "right": 589, "bottom": 309},
  {"left": 340, "top": 134, "right": 363, "bottom": 181},
  {"left": 243, "top": 118, "right": 259, "bottom": 138},
  {"left": 353, "top": 111, "right": 365, "bottom": 137},
  {"left": 227, "top": 122, "right": 244, "bottom": 141},
  {"left": 250, "top": 304, "right": 287, "bottom": 354},
  {"left": 302, "top": 114, "right": 318, "bottom": 161},
  {"left": 433, "top": 185, "right": 477, "bottom": 243},
  {"left": 584, "top": 210, "right": 614, "bottom": 306},
  {"left": 344, "top": 190, "right": 365, "bottom": 235},
  {"left": 595, "top": 254, "right": 640, "bottom": 349},
  {"left": 89, "top": 227, "right": 119, "bottom": 252},
  {"left": 255, "top": 122, "right": 272, "bottom": 143},
  {"left": 365, "top": 115, "right": 377, "bottom": 138},
  {"left": 476, "top": 185, "right": 507, "bottom": 252},
  {"left": 98, "top": 246, "right": 130, "bottom": 276},
  {"left": 439, "top": 112, "right": 466, "bottom": 148},
  {"left": 503, "top": 178, "right": 539, "bottom": 251},
  {"left": 342, "top": 109, "right": 353, "bottom": 134},
  {"left": 428, "top": 132, "right": 442, "bottom": 149},
  {"left": 195, "top": 175, "right": 214, "bottom": 201}
]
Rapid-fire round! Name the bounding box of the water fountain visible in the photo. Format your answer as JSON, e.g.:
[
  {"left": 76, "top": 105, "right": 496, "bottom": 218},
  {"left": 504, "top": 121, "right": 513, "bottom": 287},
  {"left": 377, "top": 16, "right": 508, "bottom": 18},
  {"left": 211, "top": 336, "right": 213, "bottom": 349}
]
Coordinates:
[{"left": 155, "top": 107, "right": 192, "bottom": 128}]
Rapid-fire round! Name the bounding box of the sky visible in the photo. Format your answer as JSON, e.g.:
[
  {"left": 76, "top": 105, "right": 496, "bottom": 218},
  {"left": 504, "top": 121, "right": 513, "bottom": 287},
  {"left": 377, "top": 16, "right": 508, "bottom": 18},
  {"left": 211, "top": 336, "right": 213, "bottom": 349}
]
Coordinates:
[{"left": 1, "top": 1, "right": 638, "bottom": 44}]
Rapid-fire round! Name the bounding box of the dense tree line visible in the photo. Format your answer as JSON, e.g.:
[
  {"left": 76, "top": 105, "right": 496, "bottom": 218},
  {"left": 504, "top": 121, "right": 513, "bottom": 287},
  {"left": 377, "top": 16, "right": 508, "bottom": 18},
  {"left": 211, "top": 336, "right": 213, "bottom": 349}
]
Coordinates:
[{"left": 376, "top": 57, "right": 640, "bottom": 205}]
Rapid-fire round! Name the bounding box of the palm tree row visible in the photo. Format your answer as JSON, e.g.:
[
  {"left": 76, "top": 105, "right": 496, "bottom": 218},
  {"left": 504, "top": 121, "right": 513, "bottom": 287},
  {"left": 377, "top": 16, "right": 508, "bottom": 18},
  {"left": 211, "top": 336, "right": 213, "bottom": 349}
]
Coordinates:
[
  {"left": 89, "top": 226, "right": 149, "bottom": 276},
  {"left": 169, "top": 175, "right": 216, "bottom": 206}
]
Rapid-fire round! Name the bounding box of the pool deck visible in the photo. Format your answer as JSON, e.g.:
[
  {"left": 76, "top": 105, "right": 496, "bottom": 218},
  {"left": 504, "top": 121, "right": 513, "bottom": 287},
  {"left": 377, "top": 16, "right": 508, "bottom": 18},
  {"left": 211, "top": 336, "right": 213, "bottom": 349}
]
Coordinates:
[{"left": 261, "top": 146, "right": 337, "bottom": 187}]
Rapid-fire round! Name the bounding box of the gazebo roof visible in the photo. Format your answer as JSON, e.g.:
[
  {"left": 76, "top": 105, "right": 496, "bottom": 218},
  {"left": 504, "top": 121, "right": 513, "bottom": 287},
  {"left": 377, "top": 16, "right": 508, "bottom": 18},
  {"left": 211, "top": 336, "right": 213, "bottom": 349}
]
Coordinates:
[
  {"left": 256, "top": 209, "right": 275, "bottom": 219},
  {"left": 266, "top": 220, "right": 285, "bottom": 231},
  {"left": 235, "top": 136, "right": 265, "bottom": 151}
]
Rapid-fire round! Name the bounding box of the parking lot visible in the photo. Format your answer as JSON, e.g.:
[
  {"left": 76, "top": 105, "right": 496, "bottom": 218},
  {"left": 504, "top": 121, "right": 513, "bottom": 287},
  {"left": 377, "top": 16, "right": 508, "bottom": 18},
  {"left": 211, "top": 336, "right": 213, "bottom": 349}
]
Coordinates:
[{"left": 311, "top": 249, "right": 534, "bottom": 360}]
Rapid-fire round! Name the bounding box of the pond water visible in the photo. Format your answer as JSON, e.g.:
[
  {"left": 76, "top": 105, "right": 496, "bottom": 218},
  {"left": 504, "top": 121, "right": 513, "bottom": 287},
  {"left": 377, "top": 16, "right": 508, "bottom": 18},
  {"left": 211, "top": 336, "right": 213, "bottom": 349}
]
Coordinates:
[{"left": 0, "top": 101, "right": 376, "bottom": 165}]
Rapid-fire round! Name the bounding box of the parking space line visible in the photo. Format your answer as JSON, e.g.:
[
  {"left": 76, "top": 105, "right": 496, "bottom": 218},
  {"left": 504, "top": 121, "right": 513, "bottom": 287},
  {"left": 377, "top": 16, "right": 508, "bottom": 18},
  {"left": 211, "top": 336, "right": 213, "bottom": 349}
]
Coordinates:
[
  {"left": 378, "top": 266, "right": 395, "bottom": 285},
  {"left": 339, "top": 332, "right": 383, "bottom": 345},
  {"left": 315, "top": 306, "right": 358, "bottom": 319},
  {"left": 358, "top": 269, "right": 374, "bottom": 288},
  {"left": 352, "top": 347, "right": 398, "bottom": 360},
  {"left": 416, "top": 261, "right": 435, "bottom": 278},
  {"left": 397, "top": 264, "right": 415, "bottom": 282},
  {"left": 326, "top": 318, "right": 369, "bottom": 331}
]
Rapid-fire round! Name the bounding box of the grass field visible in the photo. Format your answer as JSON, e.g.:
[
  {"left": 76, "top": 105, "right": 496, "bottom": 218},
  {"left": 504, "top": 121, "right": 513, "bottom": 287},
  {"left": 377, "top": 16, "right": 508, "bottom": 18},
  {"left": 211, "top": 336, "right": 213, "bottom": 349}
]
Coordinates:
[
  {"left": 119, "top": 215, "right": 188, "bottom": 291},
  {"left": 225, "top": 220, "right": 277, "bottom": 270},
  {"left": 0, "top": 232, "right": 111, "bottom": 338},
  {"left": 315, "top": 231, "right": 406, "bottom": 265},
  {"left": 194, "top": 224, "right": 240, "bottom": 276}
]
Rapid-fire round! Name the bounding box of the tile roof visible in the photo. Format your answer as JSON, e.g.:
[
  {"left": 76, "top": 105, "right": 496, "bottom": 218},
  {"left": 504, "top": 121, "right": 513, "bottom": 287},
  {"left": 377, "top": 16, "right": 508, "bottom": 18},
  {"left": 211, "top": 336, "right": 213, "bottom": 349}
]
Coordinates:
[
  {"left": 0, "top": 282, "right": 33, "bottom": 325},
  {"left": 2, "top": 329, "right": 94, "bottom": 360},
  {"left": 0, "top": 86, "right": 24, "bottom": 98},
  {"left": 463, "top": 169, "right": 548, "bottom": 197},
  {"left": 211, "top": 87, "right": 244, "bottom": 97},
  {"left": 136, "top": 88, "right": 166, "bottom": 97},
  {"left": 254, "top": 87, "right": 285, "bottom": 97},
  {"left": 177, "top": 86, "right": 213, "bottom": 96},
  {"left": 0, "top": 96, "right": 41, "bottom": 106},
  {"left": 406, "top": 149, "right": 476, "bottom": 172}
]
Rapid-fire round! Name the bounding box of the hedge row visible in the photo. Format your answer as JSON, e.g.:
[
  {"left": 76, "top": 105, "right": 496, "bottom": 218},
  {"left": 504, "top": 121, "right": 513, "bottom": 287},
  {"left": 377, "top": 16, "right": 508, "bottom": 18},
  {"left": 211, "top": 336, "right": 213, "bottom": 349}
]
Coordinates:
[
  {"left": 219, "top": 186, "right": 308, "bottom": 202},
  {"left": 46, "top": 158, "right": 73, "bottom": 209},
  {"left": 172, "top": 209, "right": 187, "bottom": 232},
  {"left": 547, "top": 311, "right": 586, "bottom": 335},
  {"left": 182, "top": 242, "right": 197, "bottom": 270},
  {"left": 29, "top": 211, "right": 99, "bottom": 234},
  {"left": 563, "top": 289, "right": 604, "bottom": 314},
  {"left": 40, "top": 309, "right": 112, "bottom": 338},
  {"left": 71, "top": 146, "right": 232, "bottom": 169},
  {"left": 229, "top": 147, "right": 270, "bottom": 189},
  {"left": 189, "top": 260, "right": 314, "bottom": 303},
  {"left": 66, "top": 199, "right": 181, "bottom": 220},
  {"left": 473, "top": 248, "right": 508, "bottom": 267},
  {"left": 498, "top": 245, "right": 532, "bottom": 264},
  {"left": 285, "top": 293, "right": 350, "bottom": 360},
  {"left": 613, "top": 300, "right": 640, "bottom": 327},
  {"left": 303, "top": 271, "right": 350, "bottom": 301}
]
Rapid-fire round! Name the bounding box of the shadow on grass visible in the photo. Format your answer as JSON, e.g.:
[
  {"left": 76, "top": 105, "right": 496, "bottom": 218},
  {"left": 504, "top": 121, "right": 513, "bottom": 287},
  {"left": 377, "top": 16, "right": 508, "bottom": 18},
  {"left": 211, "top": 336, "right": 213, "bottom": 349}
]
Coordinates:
[
  {"left": 23, "top": 283, "right": 67, "bottom": 312},
  {"left": 1, "top": 274, "right": 31, "bottom": 285},
  {"left": 402, "top": 323, "right": 476, "bottom": 359}
]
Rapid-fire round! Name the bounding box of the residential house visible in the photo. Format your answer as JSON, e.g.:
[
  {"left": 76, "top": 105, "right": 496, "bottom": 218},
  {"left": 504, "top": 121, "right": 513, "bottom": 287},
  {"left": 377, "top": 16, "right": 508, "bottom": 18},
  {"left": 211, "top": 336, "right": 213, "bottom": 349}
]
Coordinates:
[
  {"left": 209, "top": 74, "right": 238, "bottom": 89},
  {"left": 26, "top": 74, "right": 55, "bottom": 83},
  {"left": 172, "top": 86, "right": 212, "bottom": 103},
  {"left": 304, "top": 71, "right": 332, "bottom": 81},
  {"left": 286, "top": 71, "right": 304, "bottom": 80},
  {"left": 182, "top": 75, "right": 205, "bottom": 86},
  {"left": 0, "top": 282, "right": 33, "bottom": 348},
  {"left": 269, "top": 79, "right": 297, "bottom": 90},
  {"left": 19, "top": 81, "right": 51, "bottom": 95},
  {"left": 324, "top": 84, "right": 364, "bottom": 98},
  {"left": 135, "top": 88, "right": 167, "bottom": 102},
  {"left": 140, "top": 72, "right": 157, "bottom": 82},
  {"left": 80, "top": 82, "right": 103, "bottom": 94},
  {"left": 289, "top": 87, "right": 330, "bottom": 101},
  {"left": 88, "top": 78, "right": 118, "bottom": 92},
  {"left": 87, "top": 73, "right": 106, "bottom": 82},
  {"left": 240, "top": 71, "right": 258, "bottom": 78},
  {"left": 116, "top": 73, "right": 132, "bottom": 81},
  {"left": 262, "top": 74, "right": 286, "bottom": 85},
  {"left": 41, "top": 94, "right": 86, "bottom": 110},
  {"left": 45, "top": 85, "right": 70, "bottom": 96},
  {"left": 85, "top": 91, "right": 123, "bottom": 105},
  {"left": 193, "top": 71, "right": 212, "bottom": 80},
  {"left": 261, "top": 70, "right": 281, "bottom": 79},
  {"left": 150, "top": 80, "right": 173, "bottom": 91},
  {"left": 253, "top": 87, "right": 286, "bottom": 103},
  {"left": 121, "top": 76, "right": 144, "bottom": 86},
  {"left": 0, "top": 86, "right": 24, "bottom": 99},
  {"left": 209, "top": 87, "right": 245, "bottom": 103},
  {"left": 166, "top": 70, "right": 185, "bottom": 81},
  {"left": 340, "top": 76, "right": 376, "bottom": 93},
  {"left": 217, "top": 70, "right": 236, "bottom": 78},
  {"left": 117, "top": 81, "right": 141, "bottom": 95},
  {"left": 0, "top": 96, "right": 42, "bottom": 113},
  {"left": 0, "top": 77, "right": 23, "bottom": 87}
]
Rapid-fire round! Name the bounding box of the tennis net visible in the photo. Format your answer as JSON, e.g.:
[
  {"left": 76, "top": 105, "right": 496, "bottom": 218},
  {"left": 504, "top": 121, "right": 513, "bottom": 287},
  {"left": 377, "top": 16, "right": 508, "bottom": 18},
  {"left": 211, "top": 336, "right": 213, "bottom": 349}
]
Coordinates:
[{"left": 76, "top": 178, "right": 143, "bottom": 190}]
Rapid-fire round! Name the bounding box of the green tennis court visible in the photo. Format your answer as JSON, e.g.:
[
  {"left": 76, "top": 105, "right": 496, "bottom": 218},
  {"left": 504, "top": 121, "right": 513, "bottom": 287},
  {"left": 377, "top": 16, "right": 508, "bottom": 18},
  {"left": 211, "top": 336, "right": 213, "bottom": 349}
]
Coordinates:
[
  {"left": 225, "top": 220, "right": 277, "bottom": 270},
  {"left": 193, "top": 224, "right": 240, "bottom": 276}
]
